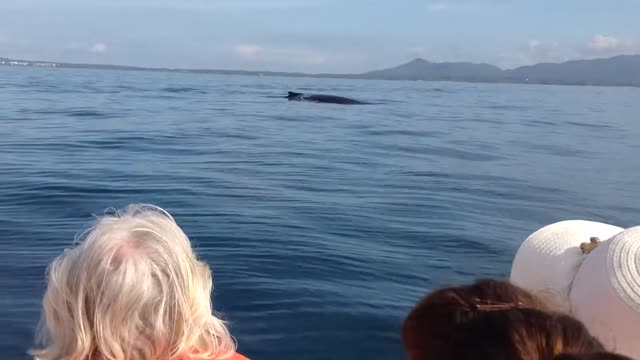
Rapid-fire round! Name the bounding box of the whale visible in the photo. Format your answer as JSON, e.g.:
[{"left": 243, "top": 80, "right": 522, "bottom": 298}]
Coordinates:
[{"left": 285, "top": 91, "right": 369, "bottom": 105}]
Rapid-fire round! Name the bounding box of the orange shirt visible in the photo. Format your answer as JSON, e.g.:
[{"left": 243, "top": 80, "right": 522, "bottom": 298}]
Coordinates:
[
  {"left": 182, "top": 352, "right": 249, "bottom": 360},
  {"left": 228, "top": 353, "right": 249, "bottom": 360}
]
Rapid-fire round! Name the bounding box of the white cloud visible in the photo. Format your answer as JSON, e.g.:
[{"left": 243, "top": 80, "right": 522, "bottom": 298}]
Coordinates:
[
  {"left": 233, "top": 44, "right": 263, "bottom": 58},
  {"left": 183, "top": 0, "right": 314, "bottom": 9},
  {"left": 584, "top": 34, "right": 638, "bottom": 55},
  {"left": 589, "top": 35, "right": 620, "bottom": 51},
  {"left": 493, "top": 40, "right": 570, "bottom": 68},
  {"left": 229, "top": 43, "right": 339, "bottom": 72},
  {"left": 5, "top": 0, "right": 317, "bottom": 10},
  {"left": 89, "top": 42, "right": 108, "bottom": 54},
  {"left": 527, "top": 40, "right": 563, "bottom": 59},
  {"left": 426, "top": 2, "right": 449, "bottom": 12},
  {"left": 233, "top": 44, "right": 329, "bottom": 65},
  {"left": 528, "top": 40, "right": 557, "bottom": 51},
  {"left": 495, "top": 34, "right": 640, "bottom": 69},
  {"left": 520, "top": 40, "right": 567, "bottom": 64},
  {"left": 268, "top": 48, "right": 330, "bottom": 66},
  {"left": 407, "top": 47, "right": 426, "bottom": 56}
]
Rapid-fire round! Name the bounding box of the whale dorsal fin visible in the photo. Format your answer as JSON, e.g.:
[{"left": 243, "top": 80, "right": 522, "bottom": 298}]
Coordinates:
[{"left": 286, "top": 91, "right": 303, "bottom": 99}]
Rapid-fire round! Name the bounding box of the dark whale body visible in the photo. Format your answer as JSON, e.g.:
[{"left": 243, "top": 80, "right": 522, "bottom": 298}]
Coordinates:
[{"left": 286, "top": 91, "right": 368, "bottom": 104}]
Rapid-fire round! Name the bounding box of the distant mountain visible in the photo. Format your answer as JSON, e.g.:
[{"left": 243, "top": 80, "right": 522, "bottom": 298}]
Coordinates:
[
  {"left": 2, "top": 54, "right": 640, "bottom": 87},
  {"left": 357, "top": 55, "right": 640, "bottom": 87},
  {"left": 360, "top": 58, "right": 504, "bottom": 82},
  {"left": 505, "top": 55, "right": 640, "bottom": 86}
]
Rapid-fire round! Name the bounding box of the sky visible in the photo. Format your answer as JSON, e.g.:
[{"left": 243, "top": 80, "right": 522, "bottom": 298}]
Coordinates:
[{"left": 1, "top": 0, "right": 639, "bottom": 73}]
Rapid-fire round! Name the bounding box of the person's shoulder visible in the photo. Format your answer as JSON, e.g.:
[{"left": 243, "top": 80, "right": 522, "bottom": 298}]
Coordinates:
[
  {"left": 185, "top": 352, "right": 250, "bottom": 360},
  {"left": 227, "top": 352, "right": 250, "bottom": 360}
]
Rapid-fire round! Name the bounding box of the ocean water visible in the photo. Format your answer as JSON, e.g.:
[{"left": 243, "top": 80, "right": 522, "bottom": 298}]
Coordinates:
[{"left": 1, "top": 66, "right": 639, "bottom": 360}]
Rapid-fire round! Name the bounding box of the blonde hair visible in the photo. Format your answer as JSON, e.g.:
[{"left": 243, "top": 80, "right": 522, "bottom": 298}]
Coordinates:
[{"left": 30, "top": 204, "right": 237, "bottom": 360}]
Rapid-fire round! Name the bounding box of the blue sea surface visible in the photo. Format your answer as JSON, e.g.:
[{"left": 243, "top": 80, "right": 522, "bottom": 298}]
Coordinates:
[{"left": 1, "top": 66, "right": 639, "bottom": 360}]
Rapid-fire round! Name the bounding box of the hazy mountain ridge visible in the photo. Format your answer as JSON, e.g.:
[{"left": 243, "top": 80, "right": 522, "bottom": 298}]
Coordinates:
[
  {"left": 360, "top": 58, "right": 505, "bottom": 82},
  {"left": 360, "top": 55, "right": 640, "bottom": 86},
  {"left": 2, "top": 55, "right": 639, "bottom": 87},
  {"left": 503, "top": 55, "right": 640, "bottom": 86}
]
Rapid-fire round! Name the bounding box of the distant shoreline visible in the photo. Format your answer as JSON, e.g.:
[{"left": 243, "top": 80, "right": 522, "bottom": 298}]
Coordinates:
[{"left": 2, "top": 55, "right": 639, "bottom": 88}]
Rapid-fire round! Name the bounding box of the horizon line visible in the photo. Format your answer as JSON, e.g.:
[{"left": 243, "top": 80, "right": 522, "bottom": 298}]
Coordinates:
[{"left": 2, "top": 53, "right": 639, "bottom": 75}]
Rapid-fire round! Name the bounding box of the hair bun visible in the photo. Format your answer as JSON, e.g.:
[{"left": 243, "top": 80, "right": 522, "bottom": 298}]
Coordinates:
[{"left": 553, "top": 352, "right": 633, "bottom": 360}]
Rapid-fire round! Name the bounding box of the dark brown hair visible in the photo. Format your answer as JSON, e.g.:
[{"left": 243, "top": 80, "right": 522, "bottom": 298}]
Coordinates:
[
  {"left": 554, "top": 353, "right": 634, "bottom": 360},
  {"left": 448, "top": 307, "right": 605, "bottom": 360},
  {"left": 401, "top": 279, "right": 547, "bottom": 360}
]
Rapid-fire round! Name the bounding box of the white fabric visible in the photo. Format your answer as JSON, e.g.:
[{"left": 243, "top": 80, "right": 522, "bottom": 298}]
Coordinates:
[
  {"left": 570, "top": 226, "right": 640, "bottom": 359},
  {"left": 510, "top": 220, "right": 623, "bottom": 313}
]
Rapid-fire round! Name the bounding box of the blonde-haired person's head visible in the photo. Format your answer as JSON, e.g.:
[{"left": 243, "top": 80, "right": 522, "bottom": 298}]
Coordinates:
[{"left": 30, "top": 204, "right": 238, "bottom": 360}]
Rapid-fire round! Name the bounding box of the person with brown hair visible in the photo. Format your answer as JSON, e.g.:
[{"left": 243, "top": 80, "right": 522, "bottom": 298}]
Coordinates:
[
  {"left": 401, "top": 279, "right": 547, "bottom": 360},
  {"left": 555, "top": 353, "right": 634, "bottom": 360},
  {"left": 448, "top": 307, "right": 629, "bottom": 360}
]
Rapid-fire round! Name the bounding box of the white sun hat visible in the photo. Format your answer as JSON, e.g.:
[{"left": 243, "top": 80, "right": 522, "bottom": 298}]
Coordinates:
[
  {"left": 570, "top": 226, "right": 640, "bottom": 359},
  {"left": 509, "top": 220, "right": 624, "bottom": 313}
]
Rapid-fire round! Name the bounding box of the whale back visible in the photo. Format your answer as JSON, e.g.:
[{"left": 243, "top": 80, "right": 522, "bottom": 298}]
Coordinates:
[
  {"left": 305, "top": 94, "right": 362, "bottom": 104},
  {"left": 287, "top": 91, "right": 303, "bottom": 99},
  {"left": 285, "top": 91, "right": 368, "bottom": 104}
]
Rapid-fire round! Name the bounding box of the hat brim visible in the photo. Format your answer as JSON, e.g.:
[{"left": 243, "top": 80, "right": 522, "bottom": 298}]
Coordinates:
[
  {"left": 570, "top": 226, "right": 640, "bottom": 359},
  {"left": 510, "top": 220, "right": 623, "bottom": 313}
]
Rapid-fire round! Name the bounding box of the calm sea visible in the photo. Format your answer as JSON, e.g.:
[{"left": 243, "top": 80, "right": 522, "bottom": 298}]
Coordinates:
[{"left": 1, "top": 66, "right": 639, "bottom": 360}]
